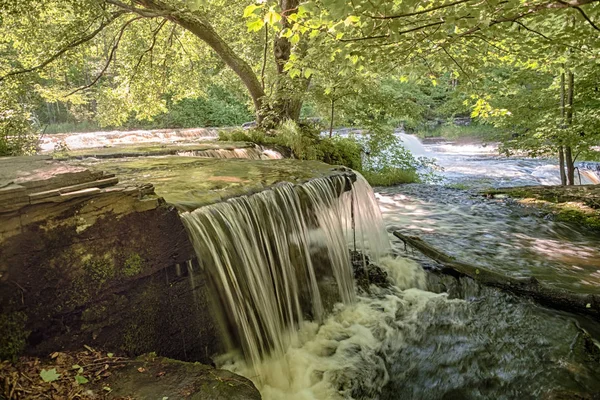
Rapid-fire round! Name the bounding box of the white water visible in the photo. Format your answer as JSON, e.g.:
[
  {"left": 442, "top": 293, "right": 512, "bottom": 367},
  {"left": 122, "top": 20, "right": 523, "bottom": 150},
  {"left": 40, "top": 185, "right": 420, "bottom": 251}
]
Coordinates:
[
  {"left": 177, "top": 146, "right": 283, "bottom": 160},
  {"left": 39, "top": 127, "right": 219, "bottom": 151},
  {"left": 217, "top": 257, "right": 435, "bottom": 400},
  {"left": 395, "top": 132, "right": 600, "bottom": 186},
  {"left": 181, "top": 174, "right": 389, "bottom": 372}
]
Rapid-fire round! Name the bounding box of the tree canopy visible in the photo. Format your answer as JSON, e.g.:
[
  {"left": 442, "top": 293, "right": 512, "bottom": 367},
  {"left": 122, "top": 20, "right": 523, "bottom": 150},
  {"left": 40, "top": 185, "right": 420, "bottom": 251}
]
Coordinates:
[{"left": 0, "top": 0, "right": 598, "bottom": 169}]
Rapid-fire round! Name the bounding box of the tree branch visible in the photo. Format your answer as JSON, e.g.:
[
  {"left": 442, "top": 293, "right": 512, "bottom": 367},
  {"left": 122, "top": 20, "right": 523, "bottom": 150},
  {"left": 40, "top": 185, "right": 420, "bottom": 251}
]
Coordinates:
[
  {"left": 65, "top": 16, "right": 143, "bottom": 97},
  {"left": 105, "top": 0, "right": 170, "bottom": 17},
  {"left": 339, "top": 20, "right": 444, "bottom": 42},
  {"left": 0, "top": 11, "right": 127, "bottom": 82},
  {"left": 368, "top": 0, "right": 473, "bottom": 20},
  {"left": 131, "top": 18, "right": 168, "bottom": 79},
  {"left": 441, "top": 46, "right": 472, "bottom": 83},
  {"left": 557, "top": 0, "right": 600, "bottom": 31}
]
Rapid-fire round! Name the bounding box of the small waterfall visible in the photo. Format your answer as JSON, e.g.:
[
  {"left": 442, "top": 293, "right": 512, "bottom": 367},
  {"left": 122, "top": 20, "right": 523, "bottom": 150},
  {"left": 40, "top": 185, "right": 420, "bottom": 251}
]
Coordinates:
[
  {"left": 395, "top": 132, "right": 428, "bottom": 157},
  {"left": 177, "top": 146, "right": 283, "bottom": 160},
  {"left": 180, "top": 172, "right": 388, "bottom": 370}
]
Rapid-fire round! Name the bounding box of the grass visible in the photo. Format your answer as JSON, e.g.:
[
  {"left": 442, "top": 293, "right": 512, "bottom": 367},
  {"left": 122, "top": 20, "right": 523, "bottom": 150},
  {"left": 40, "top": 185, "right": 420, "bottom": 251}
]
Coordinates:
[{"left": 361, "top": 168, "right": 418, "bottom": 186}]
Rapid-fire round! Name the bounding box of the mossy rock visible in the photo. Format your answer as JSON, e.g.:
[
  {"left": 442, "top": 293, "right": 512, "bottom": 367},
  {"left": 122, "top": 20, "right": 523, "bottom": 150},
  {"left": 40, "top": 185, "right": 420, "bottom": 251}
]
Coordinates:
[
  {"left": 102, "top": 354, "right": 261, "bottom": 400},
  {"left": 0, "top": 312, "right": 29, "bottom": 361}
]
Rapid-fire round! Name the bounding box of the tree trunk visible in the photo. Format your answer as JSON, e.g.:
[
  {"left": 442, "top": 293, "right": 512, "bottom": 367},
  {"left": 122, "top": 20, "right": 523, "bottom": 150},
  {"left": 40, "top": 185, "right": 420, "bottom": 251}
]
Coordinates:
[
  {"left": 558, "top": 71, "right": 567, "bottom": 185},
  {"left": 558, "top": 146, "right": 567, "bottom": 185},
  {"left": 269, "top": 0, "right": 305, "bottom": 125},
  {"left": 565, "top": 145, "right": 575, "bottom": 185},
  {"left": 329, "top": 97, "right": 335, "bottom": 138},
  {"left": 566, "top": 71, "right": 575, "bottom": 185}
]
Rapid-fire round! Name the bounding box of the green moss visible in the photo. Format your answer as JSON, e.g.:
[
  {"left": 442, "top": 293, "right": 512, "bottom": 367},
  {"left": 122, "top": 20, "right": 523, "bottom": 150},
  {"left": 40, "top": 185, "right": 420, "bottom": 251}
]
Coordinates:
[
  {"left": 0, "top": 312, "right": 29, "bottom": 361},
  {"left": 556, "top": 207, "right": 600, "bottom": 230},
  {"left": 123, "top": 253, "right": 144, "bottom": 277},
  {"left": 83, "top": 256, "right": 115, "bottom": 286}
]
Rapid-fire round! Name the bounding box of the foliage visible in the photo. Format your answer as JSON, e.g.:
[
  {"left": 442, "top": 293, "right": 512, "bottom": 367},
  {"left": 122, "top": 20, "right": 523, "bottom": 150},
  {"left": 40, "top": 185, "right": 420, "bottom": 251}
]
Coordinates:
[{"left": 220, "top": 121, "right": 430, "bottom": 185}]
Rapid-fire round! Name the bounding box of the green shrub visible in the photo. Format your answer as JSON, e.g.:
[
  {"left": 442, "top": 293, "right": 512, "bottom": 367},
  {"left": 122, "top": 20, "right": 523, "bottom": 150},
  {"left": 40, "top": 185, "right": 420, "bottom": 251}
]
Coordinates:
[
  {"left": 218, "top": 120, "right": 426, "bottom": 186},
  {"left": 362, "top": 168, "right": 419, "bottom": 186},
  {"left": 0, "top": 104, "right": 39, "bottom": 156}
]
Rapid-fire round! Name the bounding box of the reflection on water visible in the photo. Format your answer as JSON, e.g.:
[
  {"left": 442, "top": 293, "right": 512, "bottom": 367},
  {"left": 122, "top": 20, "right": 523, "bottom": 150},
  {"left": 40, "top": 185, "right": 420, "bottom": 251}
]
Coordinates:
[{"left": 380, "top": 136, "right": 600, "bottom": 293}]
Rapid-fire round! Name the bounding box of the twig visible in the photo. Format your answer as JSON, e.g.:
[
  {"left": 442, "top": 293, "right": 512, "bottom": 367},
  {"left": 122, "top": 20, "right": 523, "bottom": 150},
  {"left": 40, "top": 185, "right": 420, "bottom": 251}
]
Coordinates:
[{"left": 65, "top": 16, "right": 143, "bottom": 97}]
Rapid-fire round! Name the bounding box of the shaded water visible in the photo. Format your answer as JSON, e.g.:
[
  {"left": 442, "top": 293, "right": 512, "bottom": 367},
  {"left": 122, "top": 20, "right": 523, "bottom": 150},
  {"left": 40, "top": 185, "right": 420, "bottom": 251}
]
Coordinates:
[{"left": 381, "top": 135, "right": 600, "bottom": 293}]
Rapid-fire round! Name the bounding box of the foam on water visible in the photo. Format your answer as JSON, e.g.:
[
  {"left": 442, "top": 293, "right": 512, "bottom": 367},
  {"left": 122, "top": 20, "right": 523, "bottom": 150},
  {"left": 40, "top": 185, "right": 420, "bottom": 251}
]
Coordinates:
[{"left": 217, "top": 258, "right": 439, "bottom": 400}]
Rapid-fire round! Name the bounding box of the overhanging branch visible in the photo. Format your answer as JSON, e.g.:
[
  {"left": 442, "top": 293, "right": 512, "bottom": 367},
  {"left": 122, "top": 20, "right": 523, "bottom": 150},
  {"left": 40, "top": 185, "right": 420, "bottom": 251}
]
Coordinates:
[
  {"left": 0, "top": 11, "right": 128, "bottom": 82},
  {"left": 65, "top": 16, "right": 143, "bottom": 97}
]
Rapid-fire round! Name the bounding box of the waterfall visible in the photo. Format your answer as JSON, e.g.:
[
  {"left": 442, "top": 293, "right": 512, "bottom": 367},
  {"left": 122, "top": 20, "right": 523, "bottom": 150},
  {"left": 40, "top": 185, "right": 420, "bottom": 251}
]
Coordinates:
[
  {"left": 177, "top": 146, "right": 283, "bottom": 160},
  {"left": 180, "top": 172, "right": 389, "bottom": 369}
]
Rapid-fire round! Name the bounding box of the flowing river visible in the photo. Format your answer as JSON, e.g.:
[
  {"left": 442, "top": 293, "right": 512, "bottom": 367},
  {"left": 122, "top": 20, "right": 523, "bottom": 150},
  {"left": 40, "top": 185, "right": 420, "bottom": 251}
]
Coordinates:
[
  {"left": 218, "top": 135, "right": 600, "bottom": 400},
  {"left": 45, "top": 129, "right": 600, "bottom": 399}
]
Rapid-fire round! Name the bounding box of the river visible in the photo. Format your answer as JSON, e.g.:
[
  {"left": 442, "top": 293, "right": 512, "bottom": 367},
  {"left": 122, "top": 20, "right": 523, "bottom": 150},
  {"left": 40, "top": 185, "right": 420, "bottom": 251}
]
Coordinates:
[
  {"left": 380, "top": 135, "right": 600, "bottom": 293},
  {"left": 220, "top": 135, "right": 600, "bottom": 400}
]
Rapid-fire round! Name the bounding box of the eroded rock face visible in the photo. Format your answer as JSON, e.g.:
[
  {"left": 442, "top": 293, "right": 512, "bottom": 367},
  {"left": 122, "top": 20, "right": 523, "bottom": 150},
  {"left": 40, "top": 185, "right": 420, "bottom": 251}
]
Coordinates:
[{"left": 0, "top": 157, "right": 217, "bottom": 362}]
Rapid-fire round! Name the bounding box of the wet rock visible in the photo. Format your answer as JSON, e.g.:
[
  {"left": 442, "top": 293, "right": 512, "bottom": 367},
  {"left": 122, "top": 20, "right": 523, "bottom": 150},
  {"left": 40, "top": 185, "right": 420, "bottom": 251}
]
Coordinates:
[
  {"left": 351, "top": 251, "right": 390, "bottom": 292},
  {"left": 104, "top": 354, "right": 261, "bottom": 400}
]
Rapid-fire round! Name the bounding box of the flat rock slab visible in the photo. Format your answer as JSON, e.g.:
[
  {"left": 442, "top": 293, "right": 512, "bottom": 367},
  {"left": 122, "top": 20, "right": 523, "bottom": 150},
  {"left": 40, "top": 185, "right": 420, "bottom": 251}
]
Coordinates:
[
  {"left": 73, "top": 157, "right": 351, "bottom": 211},
  {"left": 0, "top": 156, "right": 121, "bottom": 213},
  {"left": 104, "top": 355, "right": 261, "bottom": 400}
]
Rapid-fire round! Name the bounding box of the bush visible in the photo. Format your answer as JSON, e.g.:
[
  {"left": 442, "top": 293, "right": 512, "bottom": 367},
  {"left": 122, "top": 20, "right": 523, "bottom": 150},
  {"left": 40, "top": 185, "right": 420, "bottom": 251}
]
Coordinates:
[
  {"left": 0, "top": 105, "right": 39, "bottom": 156},
  {"left": 362, "top": 168, "right": 418, "bottom": 186},
  {"left": 219, "top": 120, "right": 428, "bottom": 186}
]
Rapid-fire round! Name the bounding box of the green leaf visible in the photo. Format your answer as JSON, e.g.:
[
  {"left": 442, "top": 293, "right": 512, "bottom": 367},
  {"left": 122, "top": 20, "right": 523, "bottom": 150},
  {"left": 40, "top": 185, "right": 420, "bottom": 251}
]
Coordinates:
[
  {"left": 304, "top": 68, "right": 314, "bottom": 79},
  {"left": 586, "top": 303, "right": 591, "bottom": 308},
  {"left": 288, "top": 68, "right": 301, "bottom": 79},
  {"left": 264, "top": 10, "right": 281, "bottom": 26},
  {"left": 40, "top": 368, "right": 61, "bottom": 383},
  {"left": 107, "top": 353, "right": 114, "bottom": 358},
  {"left": 247, "top": 19, "right": 265, "bottom": 32},
  {"left": 243, "top": 4, "right": 262, "bottom": 18},
  {"left": 290, "top": 33, "right": 300, "bottom": 45},
  {"left": 71, "top": 364, "right": 84, "bottom": 373},
  {"left": 344, "top": 15, "right": 360, "bottom": 26},
  {"left": 75, "top": 375, "right": 89, "bottom": 385}
]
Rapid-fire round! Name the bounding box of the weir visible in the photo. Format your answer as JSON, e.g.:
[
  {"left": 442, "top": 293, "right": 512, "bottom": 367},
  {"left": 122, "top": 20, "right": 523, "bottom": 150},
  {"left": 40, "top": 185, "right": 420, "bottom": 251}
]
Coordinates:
[{"left": 181, "top": 173, "right": 390, "bottom": 367}]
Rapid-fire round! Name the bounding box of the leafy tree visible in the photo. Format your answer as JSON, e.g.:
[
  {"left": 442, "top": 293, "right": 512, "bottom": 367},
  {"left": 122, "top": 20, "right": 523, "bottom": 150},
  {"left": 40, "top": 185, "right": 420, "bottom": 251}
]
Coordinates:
[{"left": 1, "top": 0, "right": 597, "bottom": 133}]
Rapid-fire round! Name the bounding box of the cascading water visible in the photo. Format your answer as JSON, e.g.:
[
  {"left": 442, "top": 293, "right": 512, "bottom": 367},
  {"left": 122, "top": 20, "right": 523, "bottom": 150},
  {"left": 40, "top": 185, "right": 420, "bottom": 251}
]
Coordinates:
[
  {"left": 181, "top": 173, "right": 387, "bottom": 371},
  {"left": 177, "top": 146, "right": 283, "bottom": 160},
  {"left": 180, "top": 163, "right": 600, "bottom": 399}
]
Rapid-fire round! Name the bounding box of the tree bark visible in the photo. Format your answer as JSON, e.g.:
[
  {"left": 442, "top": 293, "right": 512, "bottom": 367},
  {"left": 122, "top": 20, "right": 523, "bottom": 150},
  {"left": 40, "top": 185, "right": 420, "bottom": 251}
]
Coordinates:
[
  {"left": 559, "top": 146, "right": 567, "bottom": 185},
  {"left": 393, "top": 231, "right": 599, "bottom": 319},
  {"left": 566, "top": 71, "right": 575, "bottom": 185},
  {"left": 558, "top": 71, "right": 568, "bottom": 185},
  {"left": 269, "top": 0, "right": 305, "bottom": 125},
  {"left": 566, "top": 145, "right": 575, "bottom": 185}
]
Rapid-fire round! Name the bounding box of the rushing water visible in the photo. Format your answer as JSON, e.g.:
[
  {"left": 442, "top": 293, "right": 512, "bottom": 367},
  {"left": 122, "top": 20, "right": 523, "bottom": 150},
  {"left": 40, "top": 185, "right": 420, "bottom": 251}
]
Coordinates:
[
  {"left": 177, "top": 148, "right": 600, "bottom": 399},
  {"left": 381, "top": 135, "right": 600, "bottom": 293}
]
